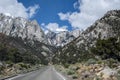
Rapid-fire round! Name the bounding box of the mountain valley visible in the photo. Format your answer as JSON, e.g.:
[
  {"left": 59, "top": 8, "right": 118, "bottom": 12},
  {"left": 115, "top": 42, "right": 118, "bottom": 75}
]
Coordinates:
[{"left": 0, "top": 10, "right": 120, "bottom": 80}]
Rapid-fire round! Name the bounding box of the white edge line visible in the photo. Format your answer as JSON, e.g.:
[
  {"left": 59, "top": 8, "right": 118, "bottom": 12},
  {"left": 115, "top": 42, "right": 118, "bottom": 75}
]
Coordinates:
[
  {"left": 53, "top": 68, "right": 66, "bottom": 80},
  {"left": 5, "top": 74, "right": 24, "bottom": 80}
]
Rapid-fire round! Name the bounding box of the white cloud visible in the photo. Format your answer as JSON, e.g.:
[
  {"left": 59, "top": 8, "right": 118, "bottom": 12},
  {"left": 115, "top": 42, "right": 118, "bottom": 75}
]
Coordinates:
[
  {"left": 27, "top": 5, "right": 40, "bottom": 18},
  {"left": 0, "top": 0, "right": 39, "bottom": 18},
  {"left": 41, "top": 23, "right": 68, "bottom": 33},
  {"left": 58, "top": 0, "right": 120, "bottom": 30}
]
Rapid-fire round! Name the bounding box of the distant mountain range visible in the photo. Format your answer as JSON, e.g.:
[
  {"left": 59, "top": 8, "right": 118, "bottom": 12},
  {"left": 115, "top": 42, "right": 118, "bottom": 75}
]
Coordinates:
[
  {"left": 52, "top": 10, "right": 120, "bottom": 64},
  {"left": 0, "top": 13, "right": 81, "bottom": 47},
  {"left": 0, "top": 10, "right": 120, "bottom": 65},
  {"left": 46, "top": 29, "right": 81, "bottom": 46}
]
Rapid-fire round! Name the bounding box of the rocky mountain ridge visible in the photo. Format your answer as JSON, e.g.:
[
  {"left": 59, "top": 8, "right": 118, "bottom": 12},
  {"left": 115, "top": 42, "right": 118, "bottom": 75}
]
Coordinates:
[
  {"left": 0, "top": 12, "right": 82, "bottom": 64},
  {"left": 46, "top": 29, "right": 81, "bottom": 46},
  {"left": 0, "top": 13, "right": 82, "bottom": 47},
  {"left": 53, "top": 10, "right": 120, "bottom": 64},
  {"left": 1, "top": 10, "right": 120, "bottom": 65},
  {"left": 0, "top": 13, "right": 48, "bottom": 44},
  {"left": 0, "top": 13, "right": 57, "bottom": 65}
]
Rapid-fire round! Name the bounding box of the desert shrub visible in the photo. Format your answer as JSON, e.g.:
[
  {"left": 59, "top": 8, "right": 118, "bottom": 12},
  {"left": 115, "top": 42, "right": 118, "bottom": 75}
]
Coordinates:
[
  {"left": 67, "top": 69, "right": 75, "bottom": 75},
  {"left": 86, "top": 58, "right": 97, "bottom": 65},
  {"left": 0, "top": 66, "right": 4, "bottom": 74},
  {"left": 18, "top": 63, "right": 29, "bottom": 69},
  {"left": 69, "top": 66, "right": 78, "bottom": 71},
  {"left": 117, "top": 75, "right": 120, "bottom": 80},
  {"left": 72, "top": 74, "right": 78, "bottom": 79},
  {"left": 91, "top": 37, "right": 120, "bottom": 61},
  {"left": 0, "top": 44, "right": 41, "bottom": 65},
  {"left": 94, "top": 76, "right": 102, "bottom": 80},
  {"left": 64, "top": 63, "right": 70, "bottom": 68},
  {"left": 107, "top": 58, "right": 118, "bottom": 68},
  {"left": 118, "top": 69, "right": 120, "bottom": 74},
  {"left": 97, "top": 60, "right": 103, "bottom": 64}
]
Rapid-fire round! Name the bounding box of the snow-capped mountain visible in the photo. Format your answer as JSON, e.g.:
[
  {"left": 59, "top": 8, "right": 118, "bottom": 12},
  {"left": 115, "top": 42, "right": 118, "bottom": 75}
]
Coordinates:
[
  {"left": 0, "top": 13, "right": 48, "bottom": 44},
  {"left": 46, "top": 29, "right": 81, "bottom": 46}
]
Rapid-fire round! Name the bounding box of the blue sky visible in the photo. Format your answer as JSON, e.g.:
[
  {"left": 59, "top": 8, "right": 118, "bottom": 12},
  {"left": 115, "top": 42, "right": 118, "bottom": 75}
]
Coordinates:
[
  {"left": 0, "top": 0, "right": 120, "bottom": 33},
  {"left": 18, "top": 0, "right": 78, "bottom": 31}
]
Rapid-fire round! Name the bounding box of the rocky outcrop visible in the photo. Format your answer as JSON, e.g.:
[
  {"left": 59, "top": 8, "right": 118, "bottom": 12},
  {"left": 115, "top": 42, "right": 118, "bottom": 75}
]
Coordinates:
[
  {"left": 0, "top": 13, "right": 48, "bottom": 44},
  {"left": 46, "top": 29, "right": 81, "bottom": 46}
]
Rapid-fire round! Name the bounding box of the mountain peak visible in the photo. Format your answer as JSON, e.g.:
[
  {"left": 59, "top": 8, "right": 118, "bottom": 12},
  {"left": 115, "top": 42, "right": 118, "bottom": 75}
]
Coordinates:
[
  {"left": 46, "top": 29, "right": 81, "bottom": 46},
  {"left": 0, "top": 13, "right": 48, "bottom": 44}
]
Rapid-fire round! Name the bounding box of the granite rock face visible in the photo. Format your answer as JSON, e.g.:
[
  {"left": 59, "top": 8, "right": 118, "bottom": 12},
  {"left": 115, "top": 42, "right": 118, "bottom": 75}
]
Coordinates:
[{"left": 0, "top": 13, "right": 48, "bottom": 44}]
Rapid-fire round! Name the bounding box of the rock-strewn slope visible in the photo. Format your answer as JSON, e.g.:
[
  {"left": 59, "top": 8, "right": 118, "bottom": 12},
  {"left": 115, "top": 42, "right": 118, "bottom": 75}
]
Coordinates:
[{"left": 53, "top": 10, "right": 120, "bottom": 64}]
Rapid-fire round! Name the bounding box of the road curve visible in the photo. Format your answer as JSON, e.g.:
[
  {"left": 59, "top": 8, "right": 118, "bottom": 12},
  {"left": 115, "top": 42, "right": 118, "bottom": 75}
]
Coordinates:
[{"left": 6, "top": 66, "right": 71, "bottom": 80}]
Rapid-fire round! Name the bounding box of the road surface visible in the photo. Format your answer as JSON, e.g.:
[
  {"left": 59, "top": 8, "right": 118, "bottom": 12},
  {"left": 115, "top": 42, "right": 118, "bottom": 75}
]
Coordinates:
[{"left": 6, "top": 66, "right": 71, "bottom": 80}]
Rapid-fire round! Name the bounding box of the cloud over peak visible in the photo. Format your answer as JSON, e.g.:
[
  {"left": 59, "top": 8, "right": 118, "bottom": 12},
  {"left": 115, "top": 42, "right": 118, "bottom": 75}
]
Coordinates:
[
  {"left": 41, "top": 23, "right": 68, "bottom": 33},
  {"left": 0, "top": 0, "right": 39, "bottom": 18},
  {"left": 27, "top": 4, "right": 40, "bottom": 18},
  {"left": 58, "top": 0, "right": 120, "bottom": 30}
]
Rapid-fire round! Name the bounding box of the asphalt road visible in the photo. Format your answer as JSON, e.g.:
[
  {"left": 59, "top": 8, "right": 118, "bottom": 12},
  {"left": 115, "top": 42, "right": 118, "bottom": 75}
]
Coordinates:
[{"left": 6, "top": 66, "right": 71, "bottom": 80}]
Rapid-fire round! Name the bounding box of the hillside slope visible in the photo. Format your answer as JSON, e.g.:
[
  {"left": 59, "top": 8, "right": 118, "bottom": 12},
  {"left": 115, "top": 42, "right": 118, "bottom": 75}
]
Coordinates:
[
  {"left": 53, "top": 10, "right": 120, "bottom": 64},
  {"left": 0, "top": 13, "right": 56, "bottom": 65}
]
